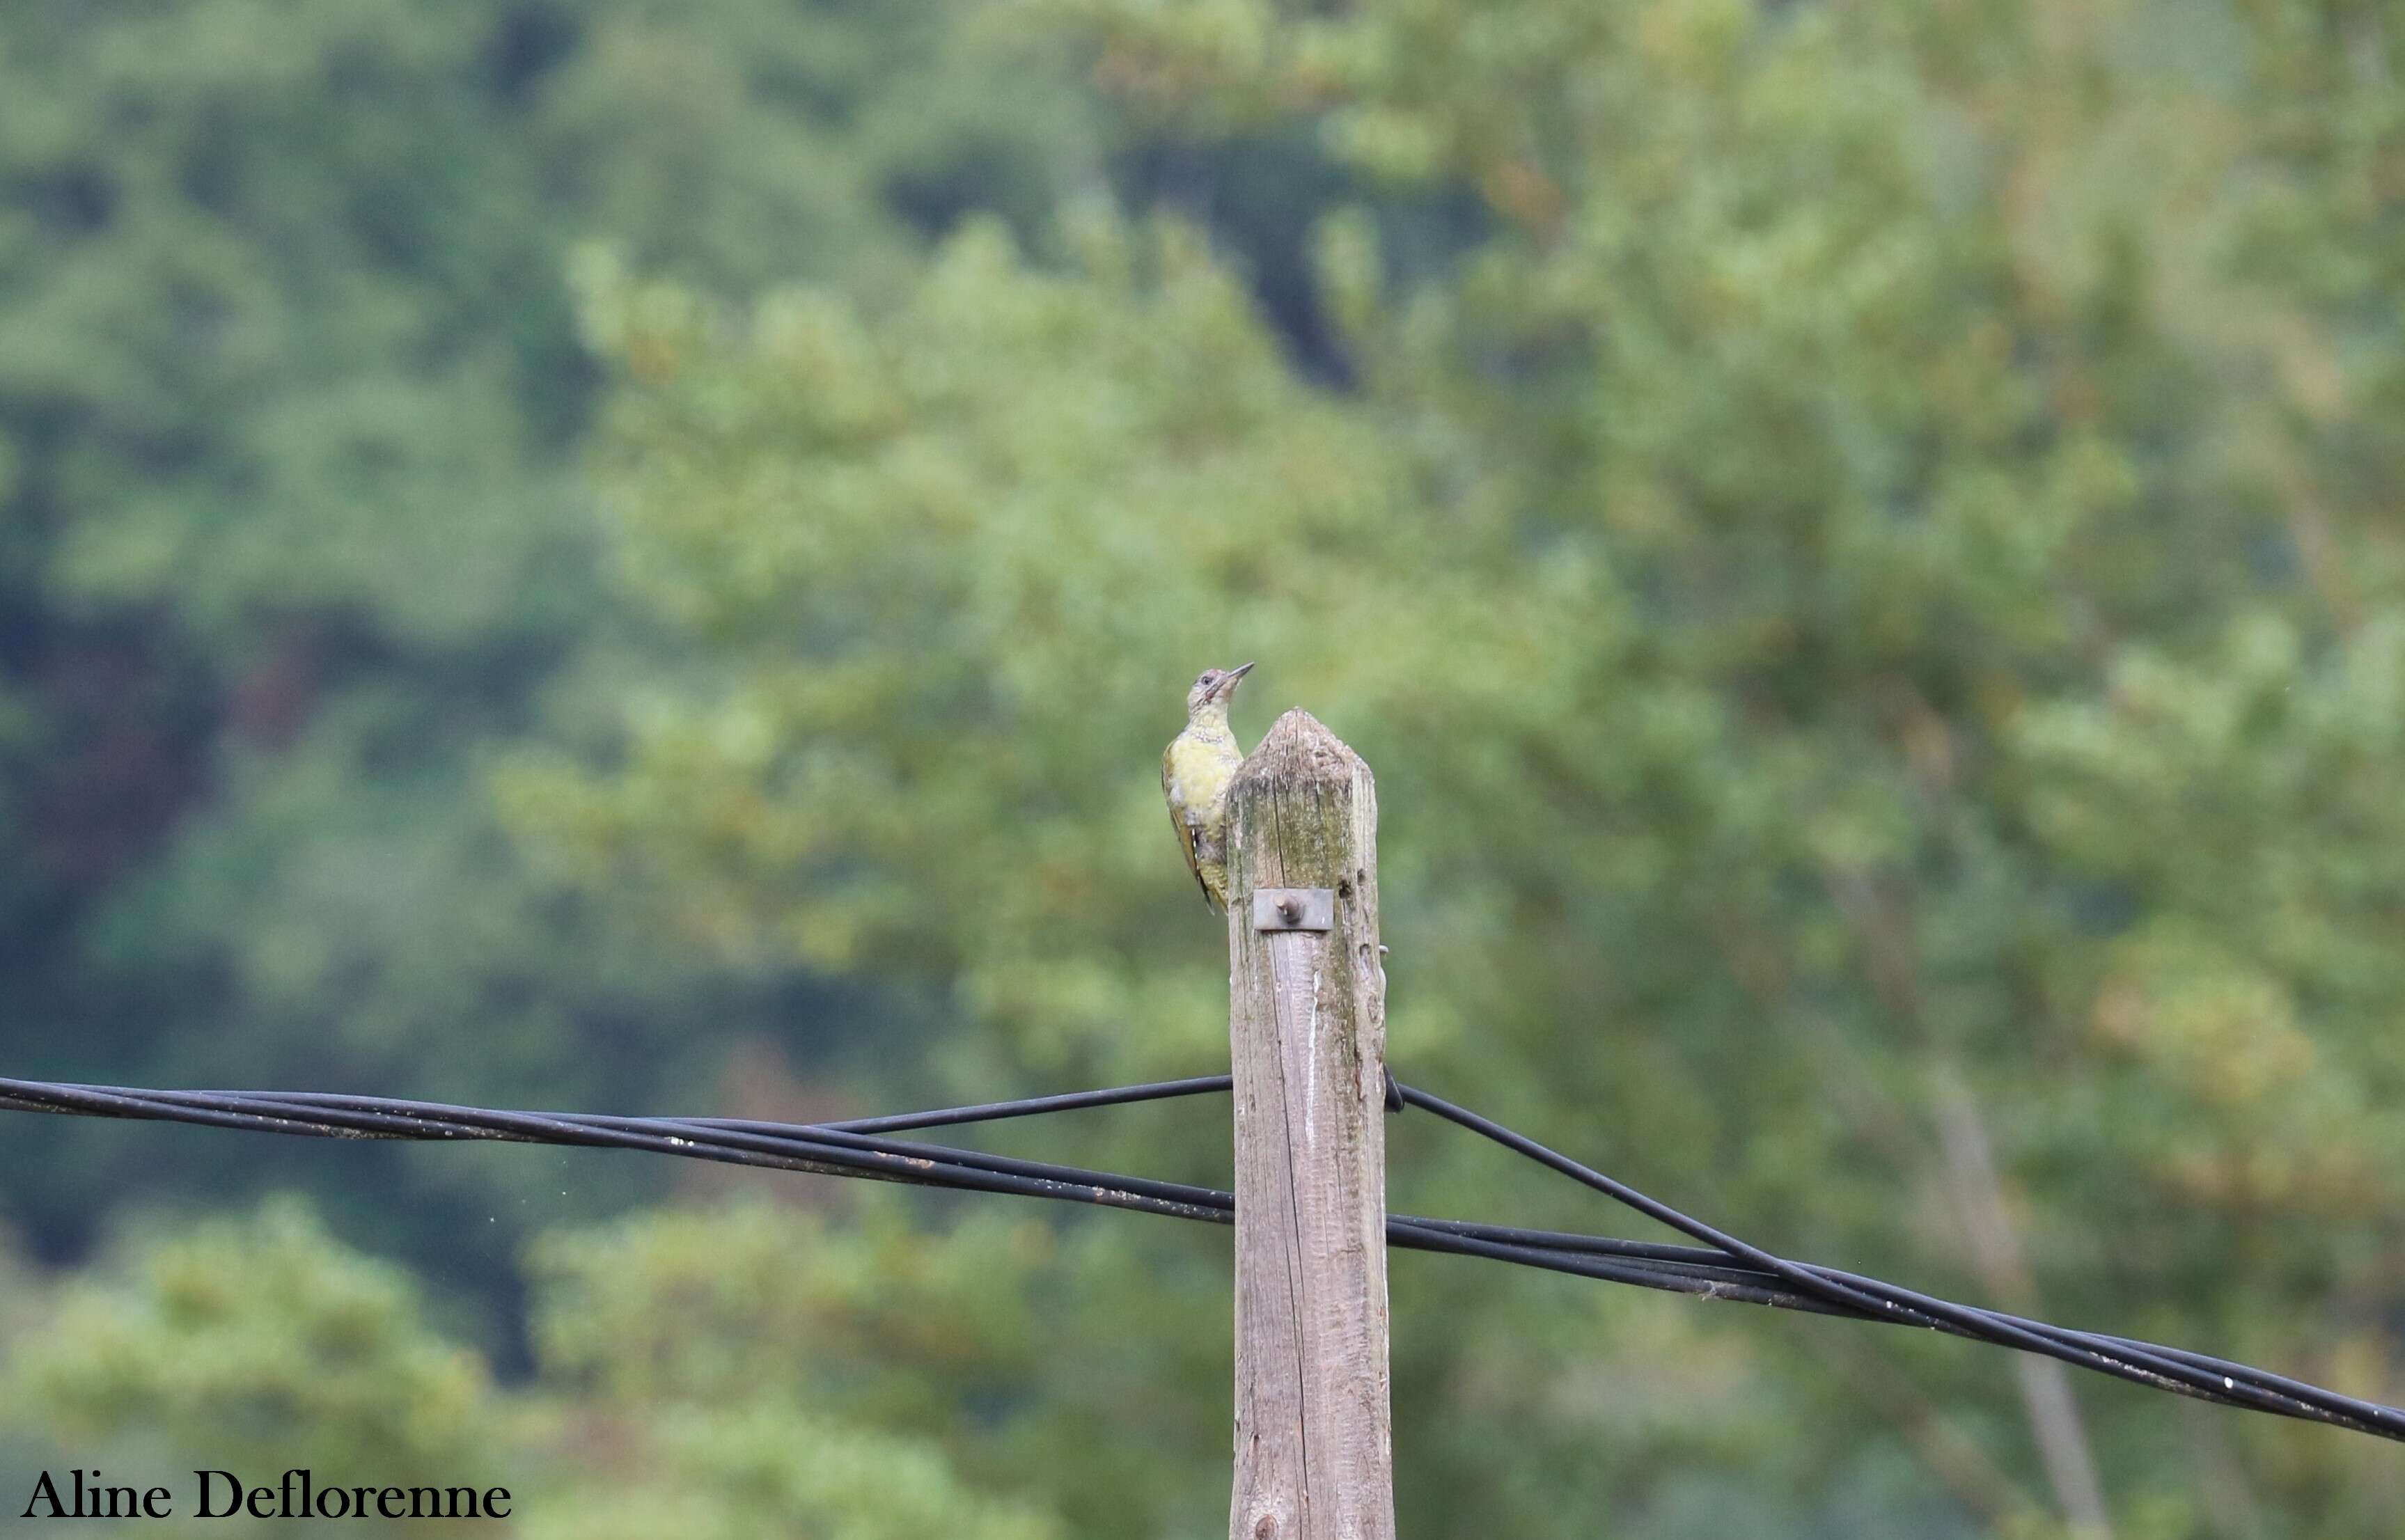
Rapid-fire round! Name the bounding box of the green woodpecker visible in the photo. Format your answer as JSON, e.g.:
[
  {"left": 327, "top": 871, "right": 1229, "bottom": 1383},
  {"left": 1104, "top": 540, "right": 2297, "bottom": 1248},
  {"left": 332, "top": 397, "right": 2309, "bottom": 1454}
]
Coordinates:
[{"left": 1161, "top": 661, "right": 1254, "bottom": 912}]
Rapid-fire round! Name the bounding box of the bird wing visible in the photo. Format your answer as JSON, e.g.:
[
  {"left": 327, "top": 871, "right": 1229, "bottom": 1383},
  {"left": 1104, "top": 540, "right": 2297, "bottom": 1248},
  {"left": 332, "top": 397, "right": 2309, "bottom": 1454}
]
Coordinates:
[{"left": 1164, "top": 745, "right": 1220, "bottom": 913}]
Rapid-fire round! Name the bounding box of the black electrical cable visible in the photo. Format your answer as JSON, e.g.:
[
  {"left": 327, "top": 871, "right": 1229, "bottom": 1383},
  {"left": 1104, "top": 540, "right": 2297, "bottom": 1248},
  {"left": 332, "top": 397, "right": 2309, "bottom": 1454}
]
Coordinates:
[
  {"left": 3, "top": 1072, "right": 2399, "bottom": 1443},
  {"left": 0, "top": 1074, "right": 2369, "bottom": 1436},
  {"left": 213, "top": 1075, "right": 1237, "bottom": 1139},
  {"left": 815, "top": 1076, "right": 1234, "bottom": 1135},
  {"left": 0, "top": 1080, "right": 1882, "bottom": 1329},
  {"left": 1402, "top": 1081, "right": 2383, "bottom": 1431},
  {"left": 22, "top": 1081, "right": 1840, "bottom": 1305},
  {"left": 0, "top": 1080, "right": 1240, "bottom": 1223},
  {"left": 221, "top": 1079, "right": 2405, "bottom": 1435},
  {"left": 1394, "top": 1083, "right": 2405, "bottom": 1441}
]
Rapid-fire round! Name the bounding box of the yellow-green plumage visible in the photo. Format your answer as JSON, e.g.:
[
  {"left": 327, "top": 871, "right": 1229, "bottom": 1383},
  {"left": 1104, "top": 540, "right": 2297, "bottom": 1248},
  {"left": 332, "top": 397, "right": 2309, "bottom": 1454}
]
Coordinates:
[{"left": 1161, "top": 663, "right": 1253, "bottom": 912}]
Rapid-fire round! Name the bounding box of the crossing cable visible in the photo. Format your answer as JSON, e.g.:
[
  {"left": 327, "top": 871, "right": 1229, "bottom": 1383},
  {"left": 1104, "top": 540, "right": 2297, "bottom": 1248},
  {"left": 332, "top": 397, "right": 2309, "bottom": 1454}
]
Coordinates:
[
  {"left": 1, "top": 1072, "right": 2398, "bottom": 1443},
  {"left": 1394, "top": 1085, "right": 2405, "bottom": 1442}
]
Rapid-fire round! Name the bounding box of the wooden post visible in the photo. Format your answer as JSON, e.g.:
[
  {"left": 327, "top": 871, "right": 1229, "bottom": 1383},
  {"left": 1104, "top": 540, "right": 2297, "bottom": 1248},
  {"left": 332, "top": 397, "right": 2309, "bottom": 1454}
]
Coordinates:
[{"left": 1225, "top": 709, "right": 1394, "bottom": 1540}]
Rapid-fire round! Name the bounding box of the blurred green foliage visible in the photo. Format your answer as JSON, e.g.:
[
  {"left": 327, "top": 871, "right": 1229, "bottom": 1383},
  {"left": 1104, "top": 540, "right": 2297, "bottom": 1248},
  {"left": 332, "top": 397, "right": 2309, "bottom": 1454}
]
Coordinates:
[
  {"left": 0, "top": 0, "right": 1095, "bottom": 1296},
  {"left": 5, "top": 0, "right": 2405, "bottom": 1534},
  {"left": 4, "top": 1200, "right": 1074, "bottom": 1538},
  {"left": 19, "top": 1202, "right": 499, "bottom": 1490}
]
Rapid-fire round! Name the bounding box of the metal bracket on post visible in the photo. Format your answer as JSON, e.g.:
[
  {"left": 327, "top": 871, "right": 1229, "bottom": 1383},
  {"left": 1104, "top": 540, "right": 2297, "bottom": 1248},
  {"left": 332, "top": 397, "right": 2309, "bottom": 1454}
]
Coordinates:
[{"left": 1251, "top": 887, "right": 1336, "bottom": 932}]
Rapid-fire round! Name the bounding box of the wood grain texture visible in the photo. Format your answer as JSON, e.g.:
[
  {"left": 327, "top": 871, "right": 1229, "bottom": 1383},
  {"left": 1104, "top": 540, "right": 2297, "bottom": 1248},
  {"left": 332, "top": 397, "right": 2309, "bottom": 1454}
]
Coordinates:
[{"left": 1225, "top": 709, "right": 1393, "bottom": 1540}]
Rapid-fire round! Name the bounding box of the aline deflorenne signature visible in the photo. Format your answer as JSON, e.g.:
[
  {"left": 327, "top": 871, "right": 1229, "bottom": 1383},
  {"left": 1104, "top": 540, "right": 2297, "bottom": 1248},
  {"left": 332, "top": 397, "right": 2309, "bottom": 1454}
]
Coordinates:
[{"left": 21, "top": 1468, "right": 512, "bottom": 1521}]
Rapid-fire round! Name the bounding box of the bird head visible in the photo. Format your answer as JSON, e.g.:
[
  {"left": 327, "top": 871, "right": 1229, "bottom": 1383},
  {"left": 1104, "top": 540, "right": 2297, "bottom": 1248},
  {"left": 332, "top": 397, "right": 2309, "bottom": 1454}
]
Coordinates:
[{"left": 1185, "top": 661, "right": 1255, "bottom": 718}]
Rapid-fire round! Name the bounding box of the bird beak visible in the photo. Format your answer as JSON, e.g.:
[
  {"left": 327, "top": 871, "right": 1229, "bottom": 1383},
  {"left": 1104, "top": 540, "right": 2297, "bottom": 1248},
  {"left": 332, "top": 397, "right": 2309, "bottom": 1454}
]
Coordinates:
[{"left": 1220, "top": 661, "right": 1255, "bottom": 695}]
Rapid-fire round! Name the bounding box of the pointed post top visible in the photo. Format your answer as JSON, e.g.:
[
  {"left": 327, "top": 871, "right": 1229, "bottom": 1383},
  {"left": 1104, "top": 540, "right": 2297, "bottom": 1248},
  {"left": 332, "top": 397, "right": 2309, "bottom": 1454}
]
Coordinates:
[
  {"left": 1231, "top": 709, "right": 1369, "bottom": 799},
  {"left": 1228, "top": 711, "right": 1376, "bottom": 897}
]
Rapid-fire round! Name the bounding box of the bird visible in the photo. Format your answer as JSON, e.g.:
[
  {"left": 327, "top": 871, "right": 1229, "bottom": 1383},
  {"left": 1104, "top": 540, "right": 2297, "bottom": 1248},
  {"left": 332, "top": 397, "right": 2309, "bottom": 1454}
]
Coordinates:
[{"left": 1161, "top": 661, "right": 1254, "bottom": 912}]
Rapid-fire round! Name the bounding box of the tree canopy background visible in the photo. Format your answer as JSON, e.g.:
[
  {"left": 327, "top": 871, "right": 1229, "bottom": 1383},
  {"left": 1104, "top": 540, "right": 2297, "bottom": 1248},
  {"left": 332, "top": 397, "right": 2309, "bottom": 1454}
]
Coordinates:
[{"left": 4, "top": 1, "right": 2404, "bottom": 1536}]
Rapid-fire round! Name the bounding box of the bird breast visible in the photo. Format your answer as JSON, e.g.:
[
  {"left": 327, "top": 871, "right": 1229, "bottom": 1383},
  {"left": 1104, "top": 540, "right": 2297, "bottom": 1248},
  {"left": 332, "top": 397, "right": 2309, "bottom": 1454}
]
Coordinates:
[{"left": 1166, "top": 733, "right": 1241, "bottom": 821}]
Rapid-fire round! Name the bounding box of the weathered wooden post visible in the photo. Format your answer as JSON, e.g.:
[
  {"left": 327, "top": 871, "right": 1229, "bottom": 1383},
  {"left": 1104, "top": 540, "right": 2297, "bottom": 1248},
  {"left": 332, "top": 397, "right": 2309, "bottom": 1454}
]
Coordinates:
[{"left": 1225, "top": 709, "right": 1394, "bottom": 1540}]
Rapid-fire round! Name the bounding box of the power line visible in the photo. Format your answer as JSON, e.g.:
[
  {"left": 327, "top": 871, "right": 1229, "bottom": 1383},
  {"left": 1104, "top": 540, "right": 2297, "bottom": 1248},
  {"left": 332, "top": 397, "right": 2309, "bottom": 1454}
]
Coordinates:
[
  {"left": 1, "top": 1071, "right": 2397, "bottom": 1443},
  {"left": 1395, "top": 1084, "right": 2405, "bottom": 1442}
]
